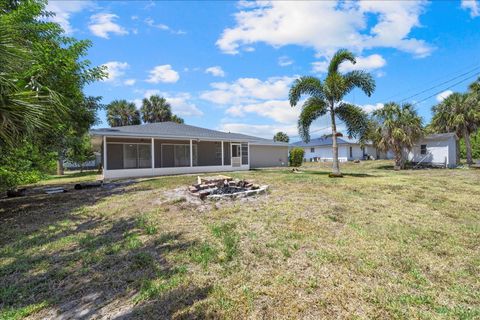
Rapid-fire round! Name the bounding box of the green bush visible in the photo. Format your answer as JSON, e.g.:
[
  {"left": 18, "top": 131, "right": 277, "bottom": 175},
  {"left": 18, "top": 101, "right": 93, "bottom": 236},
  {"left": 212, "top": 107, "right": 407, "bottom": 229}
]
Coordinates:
[
  {"left": 289, "top": 148, "right": 305, "bottom": 167},
  {"left": 0, "top": 142, "right": 56, "bottom": 191},
  {"left": 460, "top": 131, "right": 480, "bottom": 160}
]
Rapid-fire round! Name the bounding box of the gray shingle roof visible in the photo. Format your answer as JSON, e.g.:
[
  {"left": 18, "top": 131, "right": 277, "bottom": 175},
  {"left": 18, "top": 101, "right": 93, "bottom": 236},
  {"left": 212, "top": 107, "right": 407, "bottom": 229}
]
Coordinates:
[
  {"left": 90, "top": 122, "right": 288, "bottom": 146},
  {"left": 290, "top": 136, "right": 356, "bottom": 147}
]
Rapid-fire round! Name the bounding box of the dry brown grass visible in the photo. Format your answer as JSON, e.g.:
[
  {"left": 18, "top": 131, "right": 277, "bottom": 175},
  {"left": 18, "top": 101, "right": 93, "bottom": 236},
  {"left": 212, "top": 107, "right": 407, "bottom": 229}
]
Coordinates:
[{"left": 1, "top": 161, "right": 479, "bottom": 319}]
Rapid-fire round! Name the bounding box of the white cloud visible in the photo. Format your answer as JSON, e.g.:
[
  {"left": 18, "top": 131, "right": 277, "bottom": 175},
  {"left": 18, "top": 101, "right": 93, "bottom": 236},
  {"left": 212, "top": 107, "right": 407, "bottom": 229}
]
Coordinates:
[
  {"left": 205, "top": 66, "right": 226, "bottom": 77},
  {"left": 462, "top": 0, "right": 480, "bottom": 17},
  {"left": 89, "top": 13, "right": 128, "bottom": 39},
  {"left": 145, "top": 17, "right": 169, "bottom": 30},
  {"left": 200, "top": 76, "right": 296, "bottom": 105},
  {"left": 146, "top": 65, "right": 180, "bottom": 83},
  {"left": 436, "top": 90, "right": 453, "bottom": 102},
  {"left": 102, "top": 61, "right": 129, "bottom": 82},
  {"left": 278, "top": 56, "right": 294, "bottom": 67},
  {"left": 164, "top": 93, "right": 204, "bottom": 116},
  {"left": 124, "top": 79, "right": 136, "bottom": 86},
  {"left": 144, "top": 17, "right": 186, "bottom": 35},
  {"left": 217, "top": 1, "right": 433, "bottom": 58},
  {"left": 219, "top": 123, "right": 299, "bottom": 139},
  {"left": 140, "top": 90, "right": 203, "bottom": 116},
  {"left": 359, "top": 103, "right": 384, "bottom": 113},
  {"left": 312, "top": 54, "right": 387, "bottom": 74},
  {"left": 226, "top": 100, "right": 299, "bottom": 124},
  {"left": 46, "top": 1, "right": 93, "bottom": 34}
]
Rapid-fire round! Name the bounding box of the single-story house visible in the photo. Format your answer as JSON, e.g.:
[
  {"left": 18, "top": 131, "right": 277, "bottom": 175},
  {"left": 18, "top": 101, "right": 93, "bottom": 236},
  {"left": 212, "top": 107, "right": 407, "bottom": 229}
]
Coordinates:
[
  {"left": 290, "top": 136, "right": 392, "bottom": 162},
  {"left": 405, "top": 132, "right": 458, "bottom": 168},
  {"left": 290, "top": 133, "right": 458, "bottom": 168},
  {"left": 90, "top": 122, "right": 289, "bottom": 179}
]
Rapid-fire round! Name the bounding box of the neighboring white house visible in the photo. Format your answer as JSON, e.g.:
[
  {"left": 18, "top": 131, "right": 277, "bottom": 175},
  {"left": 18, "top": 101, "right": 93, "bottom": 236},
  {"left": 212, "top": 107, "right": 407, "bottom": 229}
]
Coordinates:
[
  {"left": 406, "top": 133, "right": 458, "bottom": 168},
  {"left": 290, "top": 136, "right": 392, "bottom": 162},
  {"left": 290, "top": 133, "right": 458, "bottom": 168}
]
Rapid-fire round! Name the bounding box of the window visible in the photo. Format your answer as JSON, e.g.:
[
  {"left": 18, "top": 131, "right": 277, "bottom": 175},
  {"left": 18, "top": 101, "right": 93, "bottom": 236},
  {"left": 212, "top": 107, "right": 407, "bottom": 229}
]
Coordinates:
[
  {"left": 349, "top": 146, "right": 353, "bottom": 158},
  {"left": 121, "top": 143, "right": 152, "bottom": 169},
  {"left": 310, "top": 147, "right": 315, "bottom": 153},
  {"left": 232, "top": 144, "right": 240, "bottom": 157},
  {"left": 420, "top": 144, "right": 427, "bottom": 155},
  {"left": 124, "top": 144, "right": 138, "bottom": 169},
  {"left": 138, "top": 145, "right": 152, "bottom": 168},
  {"left": 241, "top": 143, "right": 248, "bottom": 165},
  {"left": 215, "top": 143, "right": 222, "bottom": 160},
  {"left": 174, "top": 145, "right": 190, "bottom": 167}
]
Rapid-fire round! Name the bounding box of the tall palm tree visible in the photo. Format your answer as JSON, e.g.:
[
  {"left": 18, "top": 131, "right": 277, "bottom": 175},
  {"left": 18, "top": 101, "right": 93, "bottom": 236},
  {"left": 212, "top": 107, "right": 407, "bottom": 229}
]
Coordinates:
[
  {"left": 289, "top": 49, "right": 375, "bottom": 176},
  {"left": 431, "top": 92, "right": 479, "bottom": 165},
  {"left": 140, "top": 95, "right": 173, "bottom": 123},
  {"left": 371, "top": 103, "right": 423, "bottom": 170},
  {"left": 106, "top": 100, "right": 141, "bottom": 127}
]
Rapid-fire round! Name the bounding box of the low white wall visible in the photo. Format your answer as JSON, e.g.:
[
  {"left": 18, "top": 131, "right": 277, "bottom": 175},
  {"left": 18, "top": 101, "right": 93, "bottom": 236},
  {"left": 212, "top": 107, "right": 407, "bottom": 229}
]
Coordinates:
[{"left": 104, "top": 165, "right": 249, "bottom": 179}]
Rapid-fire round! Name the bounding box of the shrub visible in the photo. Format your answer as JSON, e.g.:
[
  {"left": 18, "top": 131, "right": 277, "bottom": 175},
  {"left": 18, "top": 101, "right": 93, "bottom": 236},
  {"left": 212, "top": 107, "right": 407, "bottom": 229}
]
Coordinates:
[{"left": 289, "top": 148, "right": 305, "bottom": 167}]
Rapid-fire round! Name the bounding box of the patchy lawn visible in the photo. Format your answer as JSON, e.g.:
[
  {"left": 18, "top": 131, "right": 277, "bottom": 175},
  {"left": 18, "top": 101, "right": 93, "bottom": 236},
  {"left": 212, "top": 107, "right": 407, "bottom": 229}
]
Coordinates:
[{"left": 1, "top": 161, "right": 479, "bottom": 319}]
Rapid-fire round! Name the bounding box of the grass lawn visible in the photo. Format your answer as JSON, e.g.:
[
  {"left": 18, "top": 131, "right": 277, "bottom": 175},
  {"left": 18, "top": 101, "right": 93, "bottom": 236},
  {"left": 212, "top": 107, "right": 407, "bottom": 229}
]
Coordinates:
[{"left": 1, "top": 161, "right": 479, "bottom": 319}]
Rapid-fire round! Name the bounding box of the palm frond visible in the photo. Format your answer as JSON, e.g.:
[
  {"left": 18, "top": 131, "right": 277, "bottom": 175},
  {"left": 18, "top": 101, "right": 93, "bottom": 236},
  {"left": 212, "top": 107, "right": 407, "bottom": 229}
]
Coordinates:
[
  {"left": 297, "top": 97, "right": 328, "bottom": 142},
  {"left": 328, "top": 49, "right": 355, "bottom": 75},
  {"left": 343, "top": 70, "right": 376, "bottom": 97},
  {"left": 335, "top": 102, "right": 369, "bottom": 138},
  {"left": 288, "top": 76, "right": 324, "bottom": 107}
]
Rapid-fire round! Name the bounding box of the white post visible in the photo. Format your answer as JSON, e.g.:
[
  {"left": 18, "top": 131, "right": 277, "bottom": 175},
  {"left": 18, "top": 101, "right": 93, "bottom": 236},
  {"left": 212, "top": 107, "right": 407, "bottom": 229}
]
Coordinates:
[
  {"left": 247, "top": 142, "right": 250, "bottom": 168},
  {"left": 190, "top": 139, "right": 193, "bottom": 167},
  {"left": 221, "top": 141, "right": 224, "bottom": 166},
  {"left": 103, "top": 135, "right": 107, "bottom": 174},
  {"left": 151, "top": 137, "right": 155, "bottom": 175}
]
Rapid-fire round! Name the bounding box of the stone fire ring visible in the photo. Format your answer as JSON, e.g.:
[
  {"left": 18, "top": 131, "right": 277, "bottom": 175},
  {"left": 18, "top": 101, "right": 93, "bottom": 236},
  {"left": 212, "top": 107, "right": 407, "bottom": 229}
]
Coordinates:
[{"left": 188, "top": 175, "right": 269, "bottom": 200}]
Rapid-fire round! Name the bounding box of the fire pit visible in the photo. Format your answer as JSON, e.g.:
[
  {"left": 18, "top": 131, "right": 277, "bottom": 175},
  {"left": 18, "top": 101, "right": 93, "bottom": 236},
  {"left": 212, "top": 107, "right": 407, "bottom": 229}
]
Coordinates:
[{"left": 188, "top": 175, "right": 268, "bottom": 200}]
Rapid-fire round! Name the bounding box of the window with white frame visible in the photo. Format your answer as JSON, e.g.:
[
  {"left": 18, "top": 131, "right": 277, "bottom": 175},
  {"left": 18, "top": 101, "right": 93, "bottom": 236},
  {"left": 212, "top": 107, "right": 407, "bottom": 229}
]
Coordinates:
[
  {"left": 310, "top": 147, "right": 315, "bottom": 153},
  {"left": 241, "top": 143, "right": 248, "bottom": 165}
]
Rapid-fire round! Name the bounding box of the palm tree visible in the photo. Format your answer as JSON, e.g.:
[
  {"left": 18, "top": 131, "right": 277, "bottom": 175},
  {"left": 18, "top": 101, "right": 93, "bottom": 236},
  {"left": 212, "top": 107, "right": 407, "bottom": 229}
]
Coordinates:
[
  {"left": 371, "top": 103, "right": 423, "bottom": 170},
  {"left": 171, "top": 114, "right": 184, "bottom": 124},
  {"left": 273, "top": 131, "right": 289, "bottom": 143},
  {"left": 106, "top": 100, "right": 141, "bottom": 127},
  {"left": 431, "top": 92, "right": 479, "bottom": 165},
  {"left": 140, "top": 95, "right": 173, "bottom": 123},
  {"left": 0, "top": 19, "right": 63, "bottom": 146},
  {"left": 288, "top": 49, "right": 375, "bottom": 176}
]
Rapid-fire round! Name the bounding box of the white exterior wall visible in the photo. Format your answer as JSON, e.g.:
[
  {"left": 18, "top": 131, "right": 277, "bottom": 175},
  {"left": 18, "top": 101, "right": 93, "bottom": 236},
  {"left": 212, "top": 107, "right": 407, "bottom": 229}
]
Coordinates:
[
  {"left": 349, "top": 145, "right": 364, "bottom": 160},
  {"left": 407, "top": 136, "right": 457, "bottom": 168},
  {"left": 304, "top": 145, "right": 349, "bottom": 162},
  {"left": 104, "top": 165, "right": 249, "bottom": 179},
  {"left": 250, "top": 145, "right": 288, "bottom": 168}
]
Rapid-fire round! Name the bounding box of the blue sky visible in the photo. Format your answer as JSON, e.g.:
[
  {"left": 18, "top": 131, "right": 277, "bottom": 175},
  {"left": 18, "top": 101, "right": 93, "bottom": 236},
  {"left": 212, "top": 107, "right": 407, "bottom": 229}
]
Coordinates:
[{"left": 47, "top": 0, "right": 480, "bottom": 140}]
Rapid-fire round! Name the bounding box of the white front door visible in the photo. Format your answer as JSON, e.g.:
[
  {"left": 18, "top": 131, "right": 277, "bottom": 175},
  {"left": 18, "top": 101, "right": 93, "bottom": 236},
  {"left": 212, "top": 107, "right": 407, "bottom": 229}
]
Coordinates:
[{"left": 231, "top": 143, "right": 241, "bottom": 167}]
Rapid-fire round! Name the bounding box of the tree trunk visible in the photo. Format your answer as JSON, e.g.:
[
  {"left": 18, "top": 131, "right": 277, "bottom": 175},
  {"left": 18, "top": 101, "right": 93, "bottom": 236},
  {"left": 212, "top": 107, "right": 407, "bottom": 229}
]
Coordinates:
[
  {"left": 330, "top": 108, "right": 342, "bottom": 177},
  {"left": 56, "top": 156, "right": 64, "bottom": 176},
  {"left": 464, "top": 131, "right": 473, "bottom": 165},
  {"left": 394, "top": 150, "right": 403, "bottom": 170}
]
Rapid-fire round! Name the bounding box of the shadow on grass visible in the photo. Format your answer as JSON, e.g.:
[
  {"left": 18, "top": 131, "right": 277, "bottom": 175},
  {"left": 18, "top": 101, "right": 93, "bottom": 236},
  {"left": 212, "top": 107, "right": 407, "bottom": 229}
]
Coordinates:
[
  {"left": 302, "top": 171, "right": 377, "bottom": 178},
  {"left": 0, "top": 181, "right": 212, "bottom": 319},
  {"left": 43, "top": 170, "right": 99, "bottom": 180},
  {"left": 250, "top": 168, "right": 378, "bottom": 178}
]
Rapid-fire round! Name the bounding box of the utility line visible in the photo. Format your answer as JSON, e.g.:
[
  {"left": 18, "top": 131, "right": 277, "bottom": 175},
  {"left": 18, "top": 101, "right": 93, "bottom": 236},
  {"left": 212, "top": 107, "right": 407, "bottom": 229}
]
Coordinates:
[
  {"left": 412, "top": 72, "right": 480, "bottom": 106},
  {"left": 398, "top": 66, "right": 480, "bottom": 103},
  {"left": 383, "top": 62, "right": 480, "bottom": 102}
]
